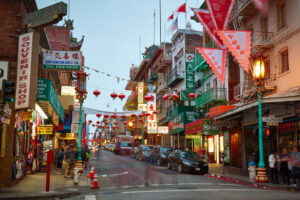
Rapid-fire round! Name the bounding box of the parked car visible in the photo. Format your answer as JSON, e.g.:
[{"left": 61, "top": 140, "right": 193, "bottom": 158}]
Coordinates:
[
  {"left": 109, "top": 143, "right": 115, "bottom": 151},
  {"left": 167, "top": 150, "right": 208, "bottom": 175},
  {"left": 136, "top": 145, "right": 153, "bottom": 161},
  {"left": 129, "top": 147, "right": 138, "bottom": 159},
  {"left": 104, "top": 144, "right": 111, "bottom": 150},
  {"left": 150, "top": 146, "right": 173, "bottom": 166}
]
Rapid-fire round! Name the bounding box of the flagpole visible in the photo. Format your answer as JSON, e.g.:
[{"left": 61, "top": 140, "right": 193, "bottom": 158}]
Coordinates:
[
  {"left": 139, "top": 36, "right": 141, "bottom": 64},
  {"left": 185, "top": 0, "right": 187, "bottom": 28},
  {"left": 154, "top": 9, "right": 156, "bottom": 45},
  {"left": 159, "top": 0, "right": 162, "bottom": 46}
]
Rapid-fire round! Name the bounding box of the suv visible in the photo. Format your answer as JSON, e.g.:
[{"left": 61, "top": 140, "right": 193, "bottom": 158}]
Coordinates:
[
  {"left": 150, "top": 146, "right": 173, "bottom": 166},
  {"left": 136, "top": 145, "right": 152, "bottom": 161}
]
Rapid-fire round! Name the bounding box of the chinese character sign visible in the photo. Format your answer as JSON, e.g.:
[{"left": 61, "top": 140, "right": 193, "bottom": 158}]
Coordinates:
[
  {"left": 42, "top": 50, "right": 81, "bottom": 70},
  {"left": 147, "top": 123, "right": 157, "bottom": 134},
  {"left": 147, "top": 93, "right": 156, "bottom": 123},
  {"left": 158, "top": 126, "right": 168, "bottom": 134},
  {"left": 185, "top": 53, "right": 195, "bottom": 91},
  {"left": 138, "top": 82, "right": 144, "bottom": 104}
]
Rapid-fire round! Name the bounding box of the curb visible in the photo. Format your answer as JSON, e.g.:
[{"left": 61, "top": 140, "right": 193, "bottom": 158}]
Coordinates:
[
  {"left": 207, "top": 174, "right": 300, "bottom": 192},
  {"left": 0, "top": 191, "right": 80, "bottom": 200}
]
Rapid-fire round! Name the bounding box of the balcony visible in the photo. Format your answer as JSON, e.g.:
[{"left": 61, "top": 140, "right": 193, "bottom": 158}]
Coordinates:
[
  {"left": 233, "top": 79, "right": 255, "bottom": 100},
  {"left": 155, "top": 53, "right": 172, "bottom": 73},
  {"left": 231, "top": 0, "right": 256, "bottom": 20},
  {"left": 195, "top": 88, "right": 227, "bottom": 109},
  {"left": 252, "top": 31, "right": 274, "bottom": 51},
  {"left": 147, "top": 72, "right": 158, "bottom": 84},
  {"left": 157, "top": 81, "right": 168, "bottom": 95},
  {"left": 167, "top": 105, "right": 199, "bottom": 123},
  {"left": 166, "top": 68, "right": 184, "bottom": 87}
]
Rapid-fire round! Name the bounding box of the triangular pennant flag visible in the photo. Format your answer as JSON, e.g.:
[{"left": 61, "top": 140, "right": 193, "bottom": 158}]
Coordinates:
[
  {"left": 217, "top": 30, "right": 251, "bottom": 72},
  {"left": 206, "top": 0, "right": 236, "bottom": 30},
  {"left": 196, "top": 47, "right": 226, "bottom": 85},
  {"left": 191, "top": 8, "right": 224, "bottom": 49}
]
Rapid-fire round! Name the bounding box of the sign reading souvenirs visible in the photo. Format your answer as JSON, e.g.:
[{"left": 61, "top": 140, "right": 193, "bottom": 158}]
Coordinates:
[
  {"left": 37, "top": 125, "right": 53, "bottom": 135},
  {"left": 15, "top": 32, "right": 40, "bottom": 110},
  {"left": 42, "top": 50, "right": 81, "bottom": 70},
  {"left": 185, "top": 53, "right": 195, "bottom": 91}
]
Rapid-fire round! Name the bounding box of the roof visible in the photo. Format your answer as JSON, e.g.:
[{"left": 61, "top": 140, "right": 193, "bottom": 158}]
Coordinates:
[{"left": 171, "top": 29, "right": 203, "bottom": 42}]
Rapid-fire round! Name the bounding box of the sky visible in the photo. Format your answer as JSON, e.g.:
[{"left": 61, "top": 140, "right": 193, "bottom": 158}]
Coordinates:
[{"left": 36, "top": 0, "right": 204, "bottom": 128}]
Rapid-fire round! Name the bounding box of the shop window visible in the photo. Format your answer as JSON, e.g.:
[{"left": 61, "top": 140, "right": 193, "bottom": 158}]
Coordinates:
[
  {"left": 277, "top": 1, "right": 286, "bottom": 31},
  {"left": 280, "top": 48, "right": 289, "bottom": 73}
]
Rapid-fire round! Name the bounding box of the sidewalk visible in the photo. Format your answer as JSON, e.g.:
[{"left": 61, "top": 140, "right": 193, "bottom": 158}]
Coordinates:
[
  {"left": 0, "top": 170, "right": 86, "bottom": 199},
  {"left": 208, "top": 163, "right": 300, "bottom": 192}
]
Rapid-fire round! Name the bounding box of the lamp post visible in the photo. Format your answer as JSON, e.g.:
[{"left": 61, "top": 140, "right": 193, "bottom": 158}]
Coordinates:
[
  {"left": 253, "top": 56, "right": 268, "bottom": 183},
  {"left": 75, "top": 71, "right": 88, "bottom": 162}
]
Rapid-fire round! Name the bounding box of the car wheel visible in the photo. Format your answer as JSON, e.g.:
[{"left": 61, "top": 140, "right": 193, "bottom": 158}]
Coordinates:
[
  {"left": 167, "top": 162, "right": 171, "bottom": 169},
  {"left": 177, "top": 164, "right": 183, "bottom": 173},
  {"left": 157, "top": 159, "right": 161, "bottom": 166}
]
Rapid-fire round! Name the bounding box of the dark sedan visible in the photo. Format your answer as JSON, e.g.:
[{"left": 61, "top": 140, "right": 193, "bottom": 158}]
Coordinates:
[
  {"left": 167, "top": 150, "right": 208, "bottom": 175},
  {"left": 136, "top": 145, "right": 152, "bottom": 161},
  {"left": 150, "top": 146, "right": 173, "bottom": 166}
]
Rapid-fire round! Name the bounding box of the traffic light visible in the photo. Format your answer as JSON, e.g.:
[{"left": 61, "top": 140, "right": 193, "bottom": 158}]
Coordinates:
[{"left": 1, "top": 79, "right": 15, "bottom": 103}]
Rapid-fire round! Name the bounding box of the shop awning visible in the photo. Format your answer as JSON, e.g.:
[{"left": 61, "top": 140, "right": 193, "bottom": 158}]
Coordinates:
[{"left": 36, "top": 79, "right": 64, "bottom": 122}]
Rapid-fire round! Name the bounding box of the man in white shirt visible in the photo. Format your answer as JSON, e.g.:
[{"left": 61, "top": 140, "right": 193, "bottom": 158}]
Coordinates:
[{"left": 269, "top": 151, "right": 280, "bottom": 184}]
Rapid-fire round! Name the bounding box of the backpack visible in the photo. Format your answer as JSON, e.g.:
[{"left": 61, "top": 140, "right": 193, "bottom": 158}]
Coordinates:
[{"left": 67, "top": 150, "right": 77, "bottom": 163}]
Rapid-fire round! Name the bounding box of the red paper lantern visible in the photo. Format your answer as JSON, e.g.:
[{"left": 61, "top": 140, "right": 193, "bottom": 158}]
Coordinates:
[
  {"left": 112, "top": 114, "right": 117, "bottom": 119},
  {"left": 116, "top": 126, "right": 119, "bottom": 129},
  {"left": 131, "top": 113, "right": 136, "bottom": 117},
  {"left": 118, "top": 93, "right": 125, "bottom": 100},
  {"left": 96, "top": 121, "right": 100, "bottom": 124},
  {"left": 104, "top": 114, "right": 109, "bottom": 118},
  {"left": 172, "top": 93, "right": 179, "bottom": 101},
  {"left": 145, "top": 113, "right": 150, "bottom": 116},
  {"left": 105, "top": 122, "right": 109, "bottom": 125},
  {"left": 144, "top": 95, "right": 150, "bottom": 101},
  {"left": 88, "top": 120, "right": 92, "bottom": 124},
  {"left": 139, "top": 118, "right": 143, "bottom": 122},
  {"left": 110, "top": 92, "right": 118, "bottom": 99},
  {"left": 163, "top": 94, "right": 169, "bottom": 101},
  {"left": 93, "top": 89, "right": 100, "bottom": 97},
  {"left": 188, "top": 92, "right": 196, "bottom": 100},
  {"left": 123, "top": 121, "right": 128, "bottom": 125},
  {"left": 92, "top": 124, "right": 95, "bottom": 127},
  {"left": 153, "top": 111, "right": 157, "bottom": 114},
  {"left": 139, "top": 113, "right": 144, "bottom": 118},
  {"left": 106, "top": 126, "right": 109, "bottom": 129},
  {"left": 114, "top": 122, "right": 118, "bottom": 125},
  {"left": 97, "top": 125, "right": 101, "bottom": 128},
  {"left": 96, "top": 113, "right": 102, "bottom": 118},
  {"left": 121, "top": 115, "right": 126, "bottom": 119}
]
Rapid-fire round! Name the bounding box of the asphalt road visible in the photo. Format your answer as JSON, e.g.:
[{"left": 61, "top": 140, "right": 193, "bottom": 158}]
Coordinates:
[{"left": 64, "top": 150, "right": 300, "bottom": 200}]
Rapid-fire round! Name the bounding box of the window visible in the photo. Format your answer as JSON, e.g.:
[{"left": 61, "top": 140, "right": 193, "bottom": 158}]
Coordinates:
[
  {"left": 277, "top": 1, "right": 286, "bottom": 31},
  {"left": 206, "top": 82, "right": 210, "bottom": 92},
  {"left": 261, "top": 16, "right": 268, "bottom": 41},
  {"left": 265, "top": 60, "right": 270, "bottom": 80},
  {"left": 280, "top": 49, "right": 289, "bottom": 73}
]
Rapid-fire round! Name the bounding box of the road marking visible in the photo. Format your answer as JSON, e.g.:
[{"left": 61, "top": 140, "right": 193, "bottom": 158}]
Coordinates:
[
  {"left": 122, "top": 188, "right": 265, "bottom": 194},
  {"left": 85, "top": 195, "right": 96, "bottom": 200},
  {"left": 67, "top": 188, "right": 78, "bottom": 191},
  {"left": 219, "top": 183, "right": 241, "bottom": 186},
  {"left": 100, "top": 171, "right": 128, "bottom": 177}
]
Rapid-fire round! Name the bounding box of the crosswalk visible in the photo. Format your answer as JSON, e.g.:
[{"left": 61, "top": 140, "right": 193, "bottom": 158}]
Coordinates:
[{"left": 85, "top": 195, "right": 96, "bottom": 200}]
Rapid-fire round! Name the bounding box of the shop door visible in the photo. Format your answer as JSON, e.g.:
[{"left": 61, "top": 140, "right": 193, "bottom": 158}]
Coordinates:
[
  {"left": 186, "top": 139, "right": 193, "bottom": 151},
  {"left": 230, "top": 132, "right": 242, "bottom": 167}
]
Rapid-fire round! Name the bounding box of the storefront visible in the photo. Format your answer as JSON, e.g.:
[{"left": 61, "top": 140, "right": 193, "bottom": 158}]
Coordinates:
[{"left": 168, "top": 121, "right": 185, "bottom": 149}]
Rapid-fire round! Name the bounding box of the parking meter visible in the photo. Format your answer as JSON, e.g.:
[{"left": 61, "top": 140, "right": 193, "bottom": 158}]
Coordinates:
[
  {"left": 45, "top": 150, "right": 54, "bottom": 163},
  {"left": 45, "top": 149, "right": 54, "bottom": 192}
]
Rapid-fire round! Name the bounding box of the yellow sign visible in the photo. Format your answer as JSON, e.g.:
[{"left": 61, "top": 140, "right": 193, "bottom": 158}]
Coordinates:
[
  {"left": 138, "top": 82, "right": 144, "bottom": 104},
  {"left": 20, "top": 111, "right": 32, "bottom": 121},
  {"left": 126, "top": 101, "right": 137, "bottom": 111},
  {"left": 61, "top": 86, "right": 76, "bottom": 96},
  {"left": 138, "top": 104, "right": 148, "bottom": 111},
  {"left": 37, "top": 125, "right": 53, "bottom": 135}
]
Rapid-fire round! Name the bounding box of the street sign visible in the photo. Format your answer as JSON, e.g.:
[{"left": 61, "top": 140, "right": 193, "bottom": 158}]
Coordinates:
[
  {"left": 262, "top": 115, "right": 283, "bottom": 123},
  {"left": 267, "top": 122, "right": 279, "bottom": 126}
]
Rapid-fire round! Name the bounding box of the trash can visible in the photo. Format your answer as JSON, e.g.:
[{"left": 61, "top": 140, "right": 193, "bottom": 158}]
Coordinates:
[
  {"left": 248, "top": 161, "right": 257, "bottom": 182},
  {"left": 74, "top": 167, "right": 80, "bottom": 185}
]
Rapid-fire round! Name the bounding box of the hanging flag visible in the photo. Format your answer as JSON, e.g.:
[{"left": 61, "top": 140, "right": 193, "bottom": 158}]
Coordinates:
[
  {"left": 206, "top": 0, "right": 236, "bottom": 30},
  {"left": 167, "top": 13, "right": 174, "bottom": 21},
  {"left": 176, "top": 3, "right": 186, "bottom": 13},
  {"left": 216, "top": 30, "right": 251, "bottom": 72},
  {"left": 168, "top": 17, "right": 178, "bottom": 34},
  {"left": 253, "top": 0, "right": 269, "bottom": 14},
  {"left": 196, "top": 47, "right": 226, "bottom": 85},
  {"left": 191, "top": 8, "right": 224, "bottom": 49}
]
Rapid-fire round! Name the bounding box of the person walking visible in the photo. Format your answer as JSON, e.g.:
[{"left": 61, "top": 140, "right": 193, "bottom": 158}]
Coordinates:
[
  {"left": 64, "top": 144, "right": 77, "bottom": 179},
  {"left": 55, "top": 148, "right": 64, "bottom": 175},
  {"left": 290, "top": 146, "right": 300, "bottom": 186},
  {"left": 280, "top": 147, "right": 290, "bottom": 185},
  {"left": 268, "top": 151, "right": 279, "bottom": 184}
]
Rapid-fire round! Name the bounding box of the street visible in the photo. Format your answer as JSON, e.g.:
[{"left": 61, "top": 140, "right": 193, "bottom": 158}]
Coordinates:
[{"left": 63, "top": 150, "right": 300, "bottom": 200}]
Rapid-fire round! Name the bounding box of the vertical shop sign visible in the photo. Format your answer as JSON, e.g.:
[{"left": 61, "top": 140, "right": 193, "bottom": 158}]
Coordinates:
[
  {"left": 1, "top": 124, "right": 6, "bottom": 157},
  {"left": 147, "top": 93, "right": 156, "bottom": 123},
  {"left": 138, "top": 82, "right": 144, "bottom": 104},
  {"left": 15, "top": 32, "right": 40, "bottom": 109},
  {"left": 185, "top": 53, "right": 195, "bottom": 91}
]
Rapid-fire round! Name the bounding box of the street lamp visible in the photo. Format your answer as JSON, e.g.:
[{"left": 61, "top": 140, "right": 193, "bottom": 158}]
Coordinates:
[
  {"left": 75, "top": 71, "right": 88, "bottom": 163},
  {"left": 252, "top": 56, "right": 268, "bottom": 183}
]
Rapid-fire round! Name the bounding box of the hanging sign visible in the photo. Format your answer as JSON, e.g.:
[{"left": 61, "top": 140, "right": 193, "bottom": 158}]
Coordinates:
[
  {"left": 42, "top": 50, "right": 81, "bottom": 70},
  {"left": 191, "top": 8, "right": 224, "bottom": 49},
  {"left": 206, "top": 0, "right": 236, "bottom": 30},
  {"left": 185, "top": 54, "right": 195, "bottom": 91},
  {"left": 138, "top": 82, "right": 144, "bottom": 104},
  {"left": 37, "top": 125, "right": 53, "bottom": 135},
  {"left": 147, "top": 123, "right": 157, "bottom": 134},
  {"left": 216, "top": 30, "right": 251, "bottom": 72},
  {"left": 157, "top": 126, "right": 168, "bottom": 134},
  {"left": 147, "top": 93, "right": 156, "bottom": 123},
  {"left": 15, "top": 32, "right": 40, "bottom": 110},
  {"left": 196, "top": 47, "right": 226, "bottom": 85}
]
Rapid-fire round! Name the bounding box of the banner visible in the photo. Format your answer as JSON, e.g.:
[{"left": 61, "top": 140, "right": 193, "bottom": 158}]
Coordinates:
[
  {"left": 37, "top": 125, "right": 53, "bottom": 135},
  {"left": 191, "top": 8, "right": 224, "bottom": 49},
  {"left": 185, "top": 54, "right": 195, "bottom": 91},
  {"left": 217, "top": 30, "right": 251, "bottom": 72},
  {"left": 147, "top": 93, "right": 156, "bottom": 123},
  {"left": 138, "top": 82, "right": 144, "bottom": 104},
  {"left": 42, "top": 50, "right": 81, "bottom": 70},
  {"left": 206, "top": 0, "right": 236, "bottom": 30},
  {"left": 196, "top": 47, "right": 226, "bottom": 85}
]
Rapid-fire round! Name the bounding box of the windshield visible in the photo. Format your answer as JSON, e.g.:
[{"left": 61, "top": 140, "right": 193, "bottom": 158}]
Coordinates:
[
  {"left": 180, "top": 151, "right": 201, "bottom": 159},
  {"left": 160, "top": 147, "right": 173, "bottom": 153},
  {"left": 142, "top": 146, "right": 152, "bottom": 151},
  {"left": 120, "top": 143, "right": 132, "bottom": 148}
]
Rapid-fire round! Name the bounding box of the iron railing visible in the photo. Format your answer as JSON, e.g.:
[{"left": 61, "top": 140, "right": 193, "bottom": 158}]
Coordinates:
[{"left": 195, "top": 88, "right": 226, "bottom": 108}]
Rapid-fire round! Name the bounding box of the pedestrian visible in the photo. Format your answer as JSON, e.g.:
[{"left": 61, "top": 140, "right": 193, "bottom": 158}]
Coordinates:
[
  {"left": 290, "top": 146, "right": 300, "bottom": 186},
  {"left": 280, "top": 147, "right": 290, "bottom": 185},
  {"left": 55, "top": 148, "right": 64, "bottom": 175},
  {"left": 268, "top": 151, "right": 279, "bottom": 184},
  {"left": 64, "top": 144, "right": 77, "bottom": 179}
]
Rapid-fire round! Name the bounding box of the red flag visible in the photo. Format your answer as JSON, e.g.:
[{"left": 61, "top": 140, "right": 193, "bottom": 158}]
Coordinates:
[
  {"left": 217, "top": 30, "right": 252, "bottom": 72},
  {"left": 253, "top": 0, "right": 269, "bottom": 13},
  {"left": 206, "top": 0, "right": 236, "bottom": 30},
  {"left": 176, "top": 3, "right": 186, "bottom": 13},
  {"left": 196, "top": 47, "right": 226, "bottom": 85},
  {"left": 168, "top": 13, "right": 174, "bottom": 21},
  {"left": 191, "top": 8, "right": 224, "bottom": 49}
]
